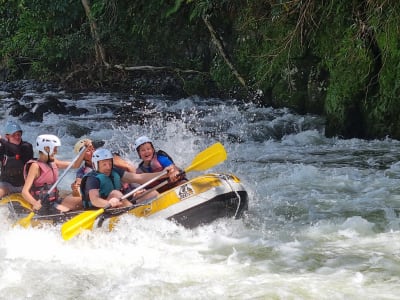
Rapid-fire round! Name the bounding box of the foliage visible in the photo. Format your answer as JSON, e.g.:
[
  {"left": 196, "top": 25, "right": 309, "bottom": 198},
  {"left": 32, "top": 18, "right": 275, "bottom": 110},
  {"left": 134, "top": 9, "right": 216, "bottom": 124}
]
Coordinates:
[
  {"left": 0, "top": 0, "right": 86, "bottom": 79},
  {"left": 2, "top": 0, "right": 400, "bottom": 138},
  {"left": 363, "top": 3, "right": 400, "bottom": 137}
]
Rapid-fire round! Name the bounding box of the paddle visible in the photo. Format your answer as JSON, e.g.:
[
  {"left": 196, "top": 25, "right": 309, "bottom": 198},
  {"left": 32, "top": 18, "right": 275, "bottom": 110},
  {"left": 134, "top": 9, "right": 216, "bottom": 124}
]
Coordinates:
[
  {"left": 0, "top": 193, "right": 33, "bottom": 210},
  {"left": 61, "top": 142, "right": 227, "bottom": 240},
  {"left": 15, "top": 146, "right": 87, "bottom": 228}
]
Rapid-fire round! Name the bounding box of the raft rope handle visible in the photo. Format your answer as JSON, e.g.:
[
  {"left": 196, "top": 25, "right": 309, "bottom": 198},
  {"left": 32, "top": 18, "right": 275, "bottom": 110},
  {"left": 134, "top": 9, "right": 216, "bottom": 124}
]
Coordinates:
[
  {"left": 215, "top": 174, "right": 242, "bottom": 218},
  {"left": 7, "top": 200, "right": 17, "bottom": 219}
]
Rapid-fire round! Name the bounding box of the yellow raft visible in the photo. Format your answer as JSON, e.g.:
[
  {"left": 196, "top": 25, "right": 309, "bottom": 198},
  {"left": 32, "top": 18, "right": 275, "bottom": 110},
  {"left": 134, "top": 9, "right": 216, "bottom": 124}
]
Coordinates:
[{"left": 1, "top": 173, "right": 248, "bottom": 230}]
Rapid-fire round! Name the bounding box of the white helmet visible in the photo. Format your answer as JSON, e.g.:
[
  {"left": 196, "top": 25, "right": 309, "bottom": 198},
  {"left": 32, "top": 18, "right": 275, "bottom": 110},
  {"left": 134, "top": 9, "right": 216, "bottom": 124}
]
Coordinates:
[
  {"left": 134, "top": 136, "right": 153, "bottom": 151},
  {"left": 91, "top": 148, "right": 113, "bottom": 171},
  {"left": 36, "top": 134, "right": 61, "bottom": 155}
]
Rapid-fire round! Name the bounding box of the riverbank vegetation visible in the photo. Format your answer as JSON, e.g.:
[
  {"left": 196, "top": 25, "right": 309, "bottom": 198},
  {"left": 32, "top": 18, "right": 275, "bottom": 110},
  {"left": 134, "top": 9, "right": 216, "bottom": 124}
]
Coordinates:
[{"left": 1, "top": 0, "right": 400, "bottom": 139}]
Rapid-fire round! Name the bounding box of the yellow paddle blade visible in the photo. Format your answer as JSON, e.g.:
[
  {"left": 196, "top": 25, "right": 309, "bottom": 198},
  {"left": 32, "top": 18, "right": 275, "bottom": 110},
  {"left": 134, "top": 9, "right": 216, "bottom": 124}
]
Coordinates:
[
  {"left": 0, "top": 193, "right": 33, "bottom": 211},
  {"left": 15, "top": 212, "right": 35, "bottom": 228},
  {"left": 185, "top": 142, "right": 227, "bottom": 173},
  {"left": 61, "top": 208, "right": 105, "bottom": 241}
]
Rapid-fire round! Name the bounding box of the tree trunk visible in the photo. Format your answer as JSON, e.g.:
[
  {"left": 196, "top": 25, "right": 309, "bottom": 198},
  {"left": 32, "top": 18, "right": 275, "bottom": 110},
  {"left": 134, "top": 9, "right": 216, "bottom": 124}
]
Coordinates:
[{"left": 81, "top": 0, "right": 109, "bottom": 67}]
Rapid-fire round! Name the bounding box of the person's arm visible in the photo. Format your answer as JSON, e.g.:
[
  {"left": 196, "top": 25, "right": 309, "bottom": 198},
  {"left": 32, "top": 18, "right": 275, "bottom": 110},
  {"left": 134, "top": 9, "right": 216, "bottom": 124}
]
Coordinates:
[
  {"left": 0, "top": 138, "right": 8, "bottom": 156},
  {"left": 71, "top": 177, "right": 82, "bottom": 197},
  {"left": 84, "top": 176, "right": 108, "bottom": 208},
  {"left": 158, "top": 155, "right": 187, "bottom": 179},
  {"left": 84, "top": 176, "right": 120, "bottom": 208},
  {"left": 54, "top": 141, "right": 90, "bottom": 169},
  {"left": 113, "top": 154, "right": 136, "bottom": 172},
  {"left": 54, "top": 158, "right": 72, "bottom": 169},
  {"left": 158, "top": 155, "right": 173, "bottom": 168},
  {"left": 88, "top": 189, "right": 110, "bottom": 208},
  {"left": 21, "top": 162, "right": 41, "bottom": 210},
  {"left": 121, "top": 165, "right": 180, "bottom": 184},
  {"left": 21, "top": 142, "right": 34, "bottom": 163}
]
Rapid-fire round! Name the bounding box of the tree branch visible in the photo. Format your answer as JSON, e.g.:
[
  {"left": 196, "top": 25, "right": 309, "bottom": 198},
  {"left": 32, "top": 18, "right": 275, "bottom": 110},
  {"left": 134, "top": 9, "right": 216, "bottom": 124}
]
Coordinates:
[
  {"left": 81, "top": 0, "right": 109, "bottom": 67},
  {"left": 202, "top": 15, "right": 247, "bottom": 88}
]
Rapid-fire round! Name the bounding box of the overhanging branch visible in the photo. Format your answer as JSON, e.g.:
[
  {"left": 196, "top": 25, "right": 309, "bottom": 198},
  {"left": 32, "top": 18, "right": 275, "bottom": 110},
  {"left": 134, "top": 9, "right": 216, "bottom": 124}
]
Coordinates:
[{"left": 202, "top": 15, "right": 247, "bottom": 88}]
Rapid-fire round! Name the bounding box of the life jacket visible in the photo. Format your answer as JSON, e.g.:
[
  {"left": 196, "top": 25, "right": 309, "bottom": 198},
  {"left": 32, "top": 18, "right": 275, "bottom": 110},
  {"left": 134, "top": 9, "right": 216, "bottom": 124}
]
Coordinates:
[
  {"left": 24, "top": 159, "right": 59, "bottom": 201},
  {"left": 80, "top": 169, "right": 122, "bottom": 208},
  {"left": 136, "top": 150, "right": 187, "bottom": 193},
  {"left": 0, "top": 138, "right": 33, "bottom": 186},
  {"left": 136, "top": 150, "right": 173, "bottom": 174},
  {"left": 76, "top": 163, "right": 93, "bottom": 178}
]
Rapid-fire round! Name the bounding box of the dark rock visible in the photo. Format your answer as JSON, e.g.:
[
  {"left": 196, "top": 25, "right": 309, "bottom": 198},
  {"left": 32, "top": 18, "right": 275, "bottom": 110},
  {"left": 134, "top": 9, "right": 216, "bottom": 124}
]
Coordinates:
[
  {"left": 8, "top": 102, "right": 29, "bottom": 117},
  {"left": 20, "top": 95, "right": 35, "bottom": 104},
  {"left": 20, "top": 112, "right": 42, "bottom": 122},
  {"left": 43, "top": 95, "right": 68, "bottom": 114},
  {"left": 68, "top": 106, "right": 89, "bottom": 116},
  {"left": 66, "top": 123, "right": 92, "bottom": 137}
]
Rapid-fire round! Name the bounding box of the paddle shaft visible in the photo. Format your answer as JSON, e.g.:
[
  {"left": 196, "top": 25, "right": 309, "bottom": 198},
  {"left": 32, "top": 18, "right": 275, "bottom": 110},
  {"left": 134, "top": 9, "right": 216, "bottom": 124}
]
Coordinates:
[
  {"left": 120, "top": 170, "right": 168, "bottom": 200},
  {"left": 131, "top": 180, "right": 167, "bottom": 203},
  {"left": 129, "top": 171, "right": 187, "bottom": 204},
  {"left": 99, "top": 170, "right": 168, "bottom": 210},
  {"left": 47, "top": 146, "right": 87, "bottom": 194}
]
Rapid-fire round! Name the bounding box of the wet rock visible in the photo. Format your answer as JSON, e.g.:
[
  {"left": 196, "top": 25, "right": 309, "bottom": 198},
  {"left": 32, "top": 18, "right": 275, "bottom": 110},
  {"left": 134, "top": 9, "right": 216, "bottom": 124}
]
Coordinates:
[
  {"left": 68, "top": 105, "right": 89, "bottom": 116},
  {"left": 66, "top": 123, "right": 92, "bottom": 137},
  {"left": 20, "top": 95, "right": 35, "bottom": 104},
  {"left": 41, "top": 95, "right": 68, "bottom": 114},
  {"left": 8, "top": 102, "right": 29, "bottom": 117},
  {"left": 20, "top": 111, "right": 42, "bottom": 122}
]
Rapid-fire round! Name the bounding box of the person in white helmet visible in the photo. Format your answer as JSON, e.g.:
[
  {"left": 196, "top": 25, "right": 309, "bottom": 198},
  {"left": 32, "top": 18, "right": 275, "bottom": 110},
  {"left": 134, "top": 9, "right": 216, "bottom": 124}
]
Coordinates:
[
  {"left": 80, "top": 148, "right": 179, "bottom": 209},
  {"left": 134, "top": 136, "right": 187, "bottom": 193},
  {"left": 0, "top": 121, "right": 34, "bottom": 197},
  {"left": 21, "top": 134, "right": 89, "bottom": 214}
]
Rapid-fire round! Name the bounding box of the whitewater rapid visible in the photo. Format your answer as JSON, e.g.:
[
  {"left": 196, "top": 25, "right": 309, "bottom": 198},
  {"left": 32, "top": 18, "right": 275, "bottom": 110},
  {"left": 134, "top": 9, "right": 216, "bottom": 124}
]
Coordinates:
[{"left": 1, "top": 86, "right": 400, "bottom": 299}]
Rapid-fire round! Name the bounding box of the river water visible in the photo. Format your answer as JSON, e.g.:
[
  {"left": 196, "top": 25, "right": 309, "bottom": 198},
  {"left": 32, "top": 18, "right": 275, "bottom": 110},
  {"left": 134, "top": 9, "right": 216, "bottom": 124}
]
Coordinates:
[{"left": 0, "top": 84, "right": 400, "bottom": 299}]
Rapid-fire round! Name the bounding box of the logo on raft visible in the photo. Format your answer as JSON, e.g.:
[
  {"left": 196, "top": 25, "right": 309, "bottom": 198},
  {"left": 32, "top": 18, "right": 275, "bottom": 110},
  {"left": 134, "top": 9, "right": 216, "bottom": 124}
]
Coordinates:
[{"left": 177, "top": 183, "right": 195, "bottom": 200}]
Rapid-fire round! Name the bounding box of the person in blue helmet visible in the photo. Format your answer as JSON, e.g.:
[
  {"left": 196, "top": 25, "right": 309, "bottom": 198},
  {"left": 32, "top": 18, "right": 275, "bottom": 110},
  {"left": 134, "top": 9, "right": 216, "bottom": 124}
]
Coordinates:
[{"left": 0, "top": 121, "right": 33, "bottom": 198}]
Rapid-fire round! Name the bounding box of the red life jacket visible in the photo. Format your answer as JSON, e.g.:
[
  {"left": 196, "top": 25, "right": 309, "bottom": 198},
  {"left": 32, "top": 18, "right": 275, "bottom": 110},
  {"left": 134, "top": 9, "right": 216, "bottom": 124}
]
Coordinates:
[
  {"left": 136, "top": 153, "right": 164, "bottom": 174},
  {"left": 136, "top": 150, "right": 187, "bottom": 193},
  {"left": 24, "top": 159, "right": 59, "bottom": 201}
]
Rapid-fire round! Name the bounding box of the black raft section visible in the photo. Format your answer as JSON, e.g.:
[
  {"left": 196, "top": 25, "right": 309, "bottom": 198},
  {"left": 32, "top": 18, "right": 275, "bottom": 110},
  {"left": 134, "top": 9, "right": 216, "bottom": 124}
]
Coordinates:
[{"left": 168, "top": 191, "right": 248, "bottom": 229}]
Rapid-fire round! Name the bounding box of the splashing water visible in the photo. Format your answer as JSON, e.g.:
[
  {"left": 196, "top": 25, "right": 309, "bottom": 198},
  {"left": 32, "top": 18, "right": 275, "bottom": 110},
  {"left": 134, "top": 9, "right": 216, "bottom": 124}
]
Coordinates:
[{"left": 1, "top": 86, "right": 400, "bottom": 299}]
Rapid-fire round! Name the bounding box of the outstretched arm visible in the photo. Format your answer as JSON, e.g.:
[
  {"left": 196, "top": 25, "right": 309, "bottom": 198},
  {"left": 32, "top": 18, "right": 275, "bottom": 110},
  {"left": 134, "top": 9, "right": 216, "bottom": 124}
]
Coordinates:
[
  {"left": 113, "top": 154, "right": 136, "bottom": 172},
  {"left": 55, "top": 140, "right": 92, "bottom": 169},
  {"left": 21, "top": 163, "right": 41, "bottom": 210},
  {"left": 121, "top": 165, "right": 180, "bottom": 184}
]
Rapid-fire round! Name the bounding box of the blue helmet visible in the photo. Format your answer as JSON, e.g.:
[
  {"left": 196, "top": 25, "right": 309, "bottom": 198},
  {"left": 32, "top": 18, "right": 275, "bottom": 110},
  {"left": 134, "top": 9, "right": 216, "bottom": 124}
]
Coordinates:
[{"left": 5, "top": 121, "right": 22, "bottom": 135}]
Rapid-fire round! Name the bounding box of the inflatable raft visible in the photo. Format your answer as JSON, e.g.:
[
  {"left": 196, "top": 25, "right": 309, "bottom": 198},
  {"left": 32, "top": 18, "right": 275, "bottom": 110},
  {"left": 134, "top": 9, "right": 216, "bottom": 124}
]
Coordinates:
[{"left": 1, "top": 173, "right": 248, "bottom": 232}]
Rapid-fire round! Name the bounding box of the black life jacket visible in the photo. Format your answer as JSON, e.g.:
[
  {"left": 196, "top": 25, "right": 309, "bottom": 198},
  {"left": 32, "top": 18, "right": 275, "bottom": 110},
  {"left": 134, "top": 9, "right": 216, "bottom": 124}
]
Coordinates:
[{"left": 0, "top": 138, "right": 33, "bottom": 186}]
